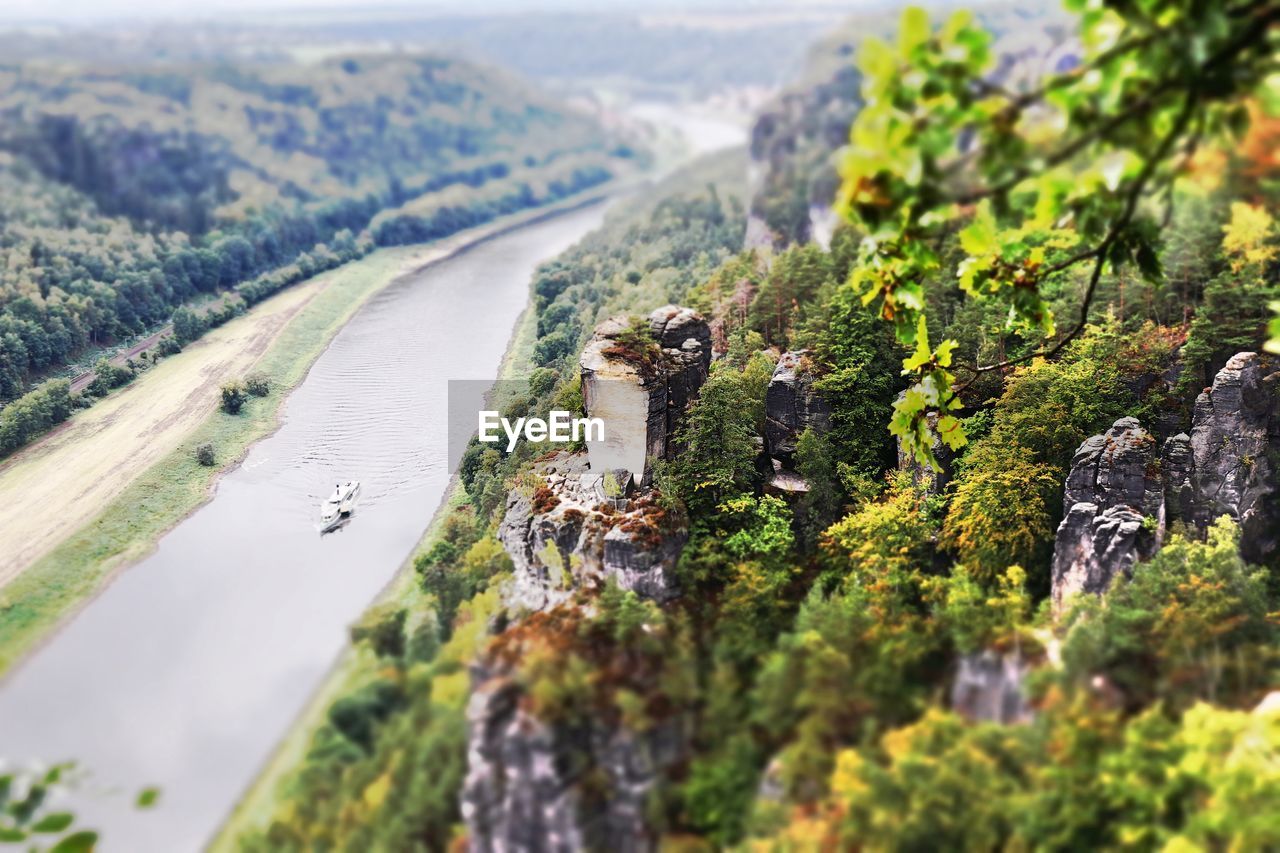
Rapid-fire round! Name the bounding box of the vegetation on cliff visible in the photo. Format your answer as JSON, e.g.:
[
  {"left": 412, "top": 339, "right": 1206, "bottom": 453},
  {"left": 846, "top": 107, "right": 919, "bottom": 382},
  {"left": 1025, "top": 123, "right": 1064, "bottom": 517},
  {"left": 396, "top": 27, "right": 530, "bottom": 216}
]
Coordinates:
[{"left": 236, "top": 2, "right": 1280, "bottom": 849}]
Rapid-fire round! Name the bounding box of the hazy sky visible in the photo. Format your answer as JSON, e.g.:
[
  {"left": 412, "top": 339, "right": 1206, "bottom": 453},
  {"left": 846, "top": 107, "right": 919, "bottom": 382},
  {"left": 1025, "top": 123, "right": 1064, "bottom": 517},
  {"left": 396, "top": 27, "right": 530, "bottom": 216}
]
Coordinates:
[{"left": 0, "top": 0, "right": 876, "bottom": 24}]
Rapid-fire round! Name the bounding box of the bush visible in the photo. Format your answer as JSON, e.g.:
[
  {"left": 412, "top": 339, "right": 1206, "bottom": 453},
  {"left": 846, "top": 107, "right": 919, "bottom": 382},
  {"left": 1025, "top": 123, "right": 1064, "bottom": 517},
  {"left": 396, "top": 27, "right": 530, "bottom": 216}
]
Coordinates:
[
  {"left": 220, "top": 380, "right": 248, "bottom": 414},
  {"left": 349, "top": 604, "right": 407, "bottom": 658},
  {"left": 87, "top": 357, "right": 135, "bottom": 397},
  {"left": 172, "top": 307, "right": 208, "bottom": 345},
  {"left": 0, "top": 379, "right": 74, "bottom": 456},
  {"left": 244, "top": 372, "right": 270, "bottom": 397},
  {"left": 195, "top": 443, "right": 216, "bottom": 466}
]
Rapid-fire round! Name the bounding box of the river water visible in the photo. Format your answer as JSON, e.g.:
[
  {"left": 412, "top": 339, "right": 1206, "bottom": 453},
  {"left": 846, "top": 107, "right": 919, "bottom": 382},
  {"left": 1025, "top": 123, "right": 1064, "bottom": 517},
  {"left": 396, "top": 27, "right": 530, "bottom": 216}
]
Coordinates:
[
  {"left": 0, "top": 205, "right": 612, "bottom": 850},
  {"left": 0, "top": 104, "right": 746, "bottom": 851}
]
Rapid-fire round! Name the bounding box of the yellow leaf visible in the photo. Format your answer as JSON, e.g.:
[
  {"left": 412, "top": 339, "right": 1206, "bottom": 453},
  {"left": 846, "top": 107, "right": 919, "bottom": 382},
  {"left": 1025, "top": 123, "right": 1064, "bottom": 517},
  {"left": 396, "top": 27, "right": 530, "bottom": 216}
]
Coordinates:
[{"left": 1222, "top": 201, "right": 1277, "bottom": 269}]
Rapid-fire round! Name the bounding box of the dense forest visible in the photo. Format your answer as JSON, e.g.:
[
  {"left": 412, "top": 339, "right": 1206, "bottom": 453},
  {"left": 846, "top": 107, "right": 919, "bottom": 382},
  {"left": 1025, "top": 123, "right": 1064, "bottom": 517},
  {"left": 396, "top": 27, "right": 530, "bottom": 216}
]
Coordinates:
[
  {"left": 0, "top": 53, "right": 631, "bottom": 446},
  {"left": 230, "top": 1, "right": 1280, "bottom": 850}
]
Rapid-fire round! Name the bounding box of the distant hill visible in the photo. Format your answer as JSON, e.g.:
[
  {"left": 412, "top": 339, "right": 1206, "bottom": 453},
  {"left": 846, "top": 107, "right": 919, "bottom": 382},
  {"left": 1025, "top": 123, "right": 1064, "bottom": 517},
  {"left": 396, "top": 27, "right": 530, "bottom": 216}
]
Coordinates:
[
  {"left": 0, "top": 53, "right": 633, "bottom": 403},
  {"left": 0, "top": 10, "right": 834, "bottom": 98}
]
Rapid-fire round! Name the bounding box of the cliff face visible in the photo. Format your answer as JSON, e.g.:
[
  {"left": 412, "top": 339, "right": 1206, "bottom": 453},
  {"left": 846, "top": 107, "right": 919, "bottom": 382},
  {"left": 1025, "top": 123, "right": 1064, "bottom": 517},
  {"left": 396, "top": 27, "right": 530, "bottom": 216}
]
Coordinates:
[
  {"left": 761, "top": 350, "right": 831, "bottom": 496},
  {"left": 764, "top": 350, "right": 830, "bottom": 462},
  {"left": 462, "top": 658, "right": 686, "bottom": 853},
  {"left": 579, "top": 306, "right": 712, "bottom": 485},
  {"left": 1183, "top": 352, "right": 1280, "bottom": 560},
  {"left": 468, "top": 310, "right": 712, "bottom": 849},
  {"left": 952, "top": 650, "right": 1034, "bottom": 725},
  {"left": 746, "top": 64, "right": 861, "bottom": 250},
  {"left": 500, "top": 306, "right": 711, "bottom": 613},
  {"left": 1051, "top": 352, "right": 1279, "bottom": 607},
  {"left": 895, "top": 409, "right": 956, "bottom": 496},
  {"left": 498, "top": 451, "right": 686, "bottom": 612},
  {"left": 1051, "top": 417, "right": 1164, "bottom": 608}
]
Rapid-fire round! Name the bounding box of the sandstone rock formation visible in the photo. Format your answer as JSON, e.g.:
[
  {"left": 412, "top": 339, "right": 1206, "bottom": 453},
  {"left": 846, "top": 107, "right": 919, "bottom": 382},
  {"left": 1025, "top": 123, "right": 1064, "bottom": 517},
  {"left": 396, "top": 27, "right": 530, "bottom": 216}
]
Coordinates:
[
  {"left": 951, "top": 650, "right": 1033, "bottom": 724},
  {"left": 760, "top": 350, "right": 830, "bottom": 496},
  {"left": 1051, "top": 417, "right": 1162, "bottom": 608},
  {"left": 1050, "top": 352, "right": 1279, "bottom": 608},
  {"left": 896, "top": 409, "right": 955, "bottom": 496},
  {"left": 579, "top": 306, "right": 711, "bottom": 485},
  {"left": 498, "top": 308, "right": 711, "bottom": 612},
  {"left": 747, "top": 58, "right": 860, "bottom": 249},
  {"left": 764, "top": 350, "right": 829, "bottom": 462},
  {"left": 471, "top": 311, "right": 712, "bottom": 848},
  {"left": 1183, "top": 352, "right": 1279, "bottom": 561},
  {"left": 498, "top": 452, "right": 685, "bottom": 612},
  {"left": 463, "top": 658, "right": 686, "bottom": 853}
]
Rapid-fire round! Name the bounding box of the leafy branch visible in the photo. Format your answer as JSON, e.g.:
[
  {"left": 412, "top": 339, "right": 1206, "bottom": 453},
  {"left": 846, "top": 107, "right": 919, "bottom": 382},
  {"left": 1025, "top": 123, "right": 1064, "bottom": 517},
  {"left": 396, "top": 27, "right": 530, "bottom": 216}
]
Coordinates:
[{"left": 837, "top": 1, "right": 1280, "bottom": 468}]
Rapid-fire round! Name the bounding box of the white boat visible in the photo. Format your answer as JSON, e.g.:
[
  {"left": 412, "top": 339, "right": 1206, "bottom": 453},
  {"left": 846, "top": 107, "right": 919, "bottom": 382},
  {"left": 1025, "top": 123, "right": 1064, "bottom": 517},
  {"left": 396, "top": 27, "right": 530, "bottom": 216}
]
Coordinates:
[{"left": 319, "top": 480, "right": 361, "bottom": 531}]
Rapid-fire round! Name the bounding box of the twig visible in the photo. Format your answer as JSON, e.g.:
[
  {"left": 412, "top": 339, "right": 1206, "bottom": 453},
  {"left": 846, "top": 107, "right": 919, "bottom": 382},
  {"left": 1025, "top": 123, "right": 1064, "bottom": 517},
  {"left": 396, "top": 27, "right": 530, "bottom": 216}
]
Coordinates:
[{"left": 954, "top": 91, "right": 1201, "bottom": 386}]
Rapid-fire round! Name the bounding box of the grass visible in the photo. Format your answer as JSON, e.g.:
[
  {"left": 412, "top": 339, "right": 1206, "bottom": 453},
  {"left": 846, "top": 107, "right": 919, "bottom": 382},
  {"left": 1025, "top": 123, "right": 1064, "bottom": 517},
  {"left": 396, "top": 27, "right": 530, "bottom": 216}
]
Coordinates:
[{"left": 0, "top": 183, "right": 624, "bottom": 678}]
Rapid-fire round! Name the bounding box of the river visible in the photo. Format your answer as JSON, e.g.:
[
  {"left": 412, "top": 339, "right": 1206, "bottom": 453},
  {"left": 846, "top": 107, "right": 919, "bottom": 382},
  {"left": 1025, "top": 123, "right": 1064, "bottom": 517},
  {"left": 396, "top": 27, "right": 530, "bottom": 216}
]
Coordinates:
[
  {"left": 0, "top": 205, "right": 614, "bottom": 850},
  {"left": 0, "top": 104, "right": 746, "bottom": 851}
]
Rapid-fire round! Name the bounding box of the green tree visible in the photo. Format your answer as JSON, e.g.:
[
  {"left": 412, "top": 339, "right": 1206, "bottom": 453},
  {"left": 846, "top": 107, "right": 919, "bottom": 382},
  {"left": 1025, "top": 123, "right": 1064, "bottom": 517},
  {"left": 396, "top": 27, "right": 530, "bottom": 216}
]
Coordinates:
[
  {"left": 1059, "top": 518, "right": 1276, "bottom": 709},
  {"left": 667, "top": 356, "right": 771, "bottom": 512},
  {"left": 219, "top": 380, "right": 248, "bottom": 415},
  {"left": 837, "top": 2, "right": 1280, "bottom": 466}
]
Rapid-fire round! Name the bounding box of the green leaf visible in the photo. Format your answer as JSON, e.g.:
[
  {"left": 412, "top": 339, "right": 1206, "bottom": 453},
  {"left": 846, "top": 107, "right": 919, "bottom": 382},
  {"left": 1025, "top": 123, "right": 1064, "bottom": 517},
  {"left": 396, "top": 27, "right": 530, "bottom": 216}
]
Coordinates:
[
  {"left": 859, "top": 37, "right": 896, "bottom": 83},
  {"left": 0, "top": 827, "right": 27, "bottom": 843},
  {"left": 958, "top": 201, "right": 998, "bottom": 257},
  {"left": 136, "top": 788, "right": 160, "bottom": 809},
  {"left": 50, "top": 830, "right": 98, "bottom": 853},
  {"left": 899, "top": 6, "right": 930, "bottom": 55},
  {"left": 31, "top": 812, "right": 75, "bottom": 834},
  {"left": 937, "top": 414, "right": 968, "bottom": 451},
  {"left": 1265, "top": 301, "right": 1280, "bottom": 355},
  {"left": 934, "top": 338, "right": 958, "bottom": 368},
  {"left": 902, "top": 317, "right": 933, "bottom": 372}
]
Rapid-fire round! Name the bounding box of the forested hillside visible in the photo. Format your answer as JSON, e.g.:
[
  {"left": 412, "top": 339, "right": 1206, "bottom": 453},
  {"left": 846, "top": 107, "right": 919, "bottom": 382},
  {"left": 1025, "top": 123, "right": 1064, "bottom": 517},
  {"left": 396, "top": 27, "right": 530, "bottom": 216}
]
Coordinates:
[
  {"left": 229, "top": 1, "right": 1280, "bottom": 849},
  {"left": 0, "top": 54, "right": 631, "bottom": 410}
]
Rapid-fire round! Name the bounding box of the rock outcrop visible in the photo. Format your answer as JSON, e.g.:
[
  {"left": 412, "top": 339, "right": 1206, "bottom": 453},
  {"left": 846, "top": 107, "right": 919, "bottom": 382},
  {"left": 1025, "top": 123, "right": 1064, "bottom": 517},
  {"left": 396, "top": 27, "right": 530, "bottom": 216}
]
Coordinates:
[
  {"left": 747, "top": 57, "right": 860, "bottom": 249},
  {"left": 1183, "top": 352, "right": 1279, "bottom": 561},
  {"left": 473, "top": 309, "right": 712, "bottom": 847},
  {"left": 499, "top": 308, "right": 711, "bottom": 612},
  {"left": 764, "top": 350, "right": 829, "bottom": 462},
  {"left": 579, "top": 306, "right": 711, "bottom": 485},
  {"left": 1051, "top": 417, "right": 1162, "bottom": 608},
  {"left": 1050, "top": 352, "right": 1279, "bottom": 608},
  {"left": 896, "top": 409, "right": 955, "bottom": 496},
  {"left": 463, "top": 657, "right": 686, "bottom": 853},
  {"left": 499, "top": 452, "right": 685, "bottom": 612},
  {"left": 761, "top": 350, "right": 830, "bottom": 496},
  {"left": 951, "top": 650, "right": 1033, "bottom": 724}
]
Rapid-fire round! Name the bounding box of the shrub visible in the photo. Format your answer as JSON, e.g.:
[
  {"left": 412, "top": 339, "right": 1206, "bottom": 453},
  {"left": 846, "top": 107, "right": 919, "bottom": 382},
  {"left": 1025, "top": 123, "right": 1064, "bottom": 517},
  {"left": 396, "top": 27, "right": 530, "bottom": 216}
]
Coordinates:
[
  {"left": 172, "top": 307, "right": 207, "bottom": 345},
  {"left": 244, "top": 372, "right": 270, "bottom": 397},
  {"left": 195, "top": 443, "right": 216, "bottom": 466},
  {"left": 0, "top": 379, "right": 74, "bottom": 456},
  {"left": 220, "top": 380, "right": 248, "bottom": 414},
  {"left": 349, "top": 604, "right": 407, "bottom": 658}
]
